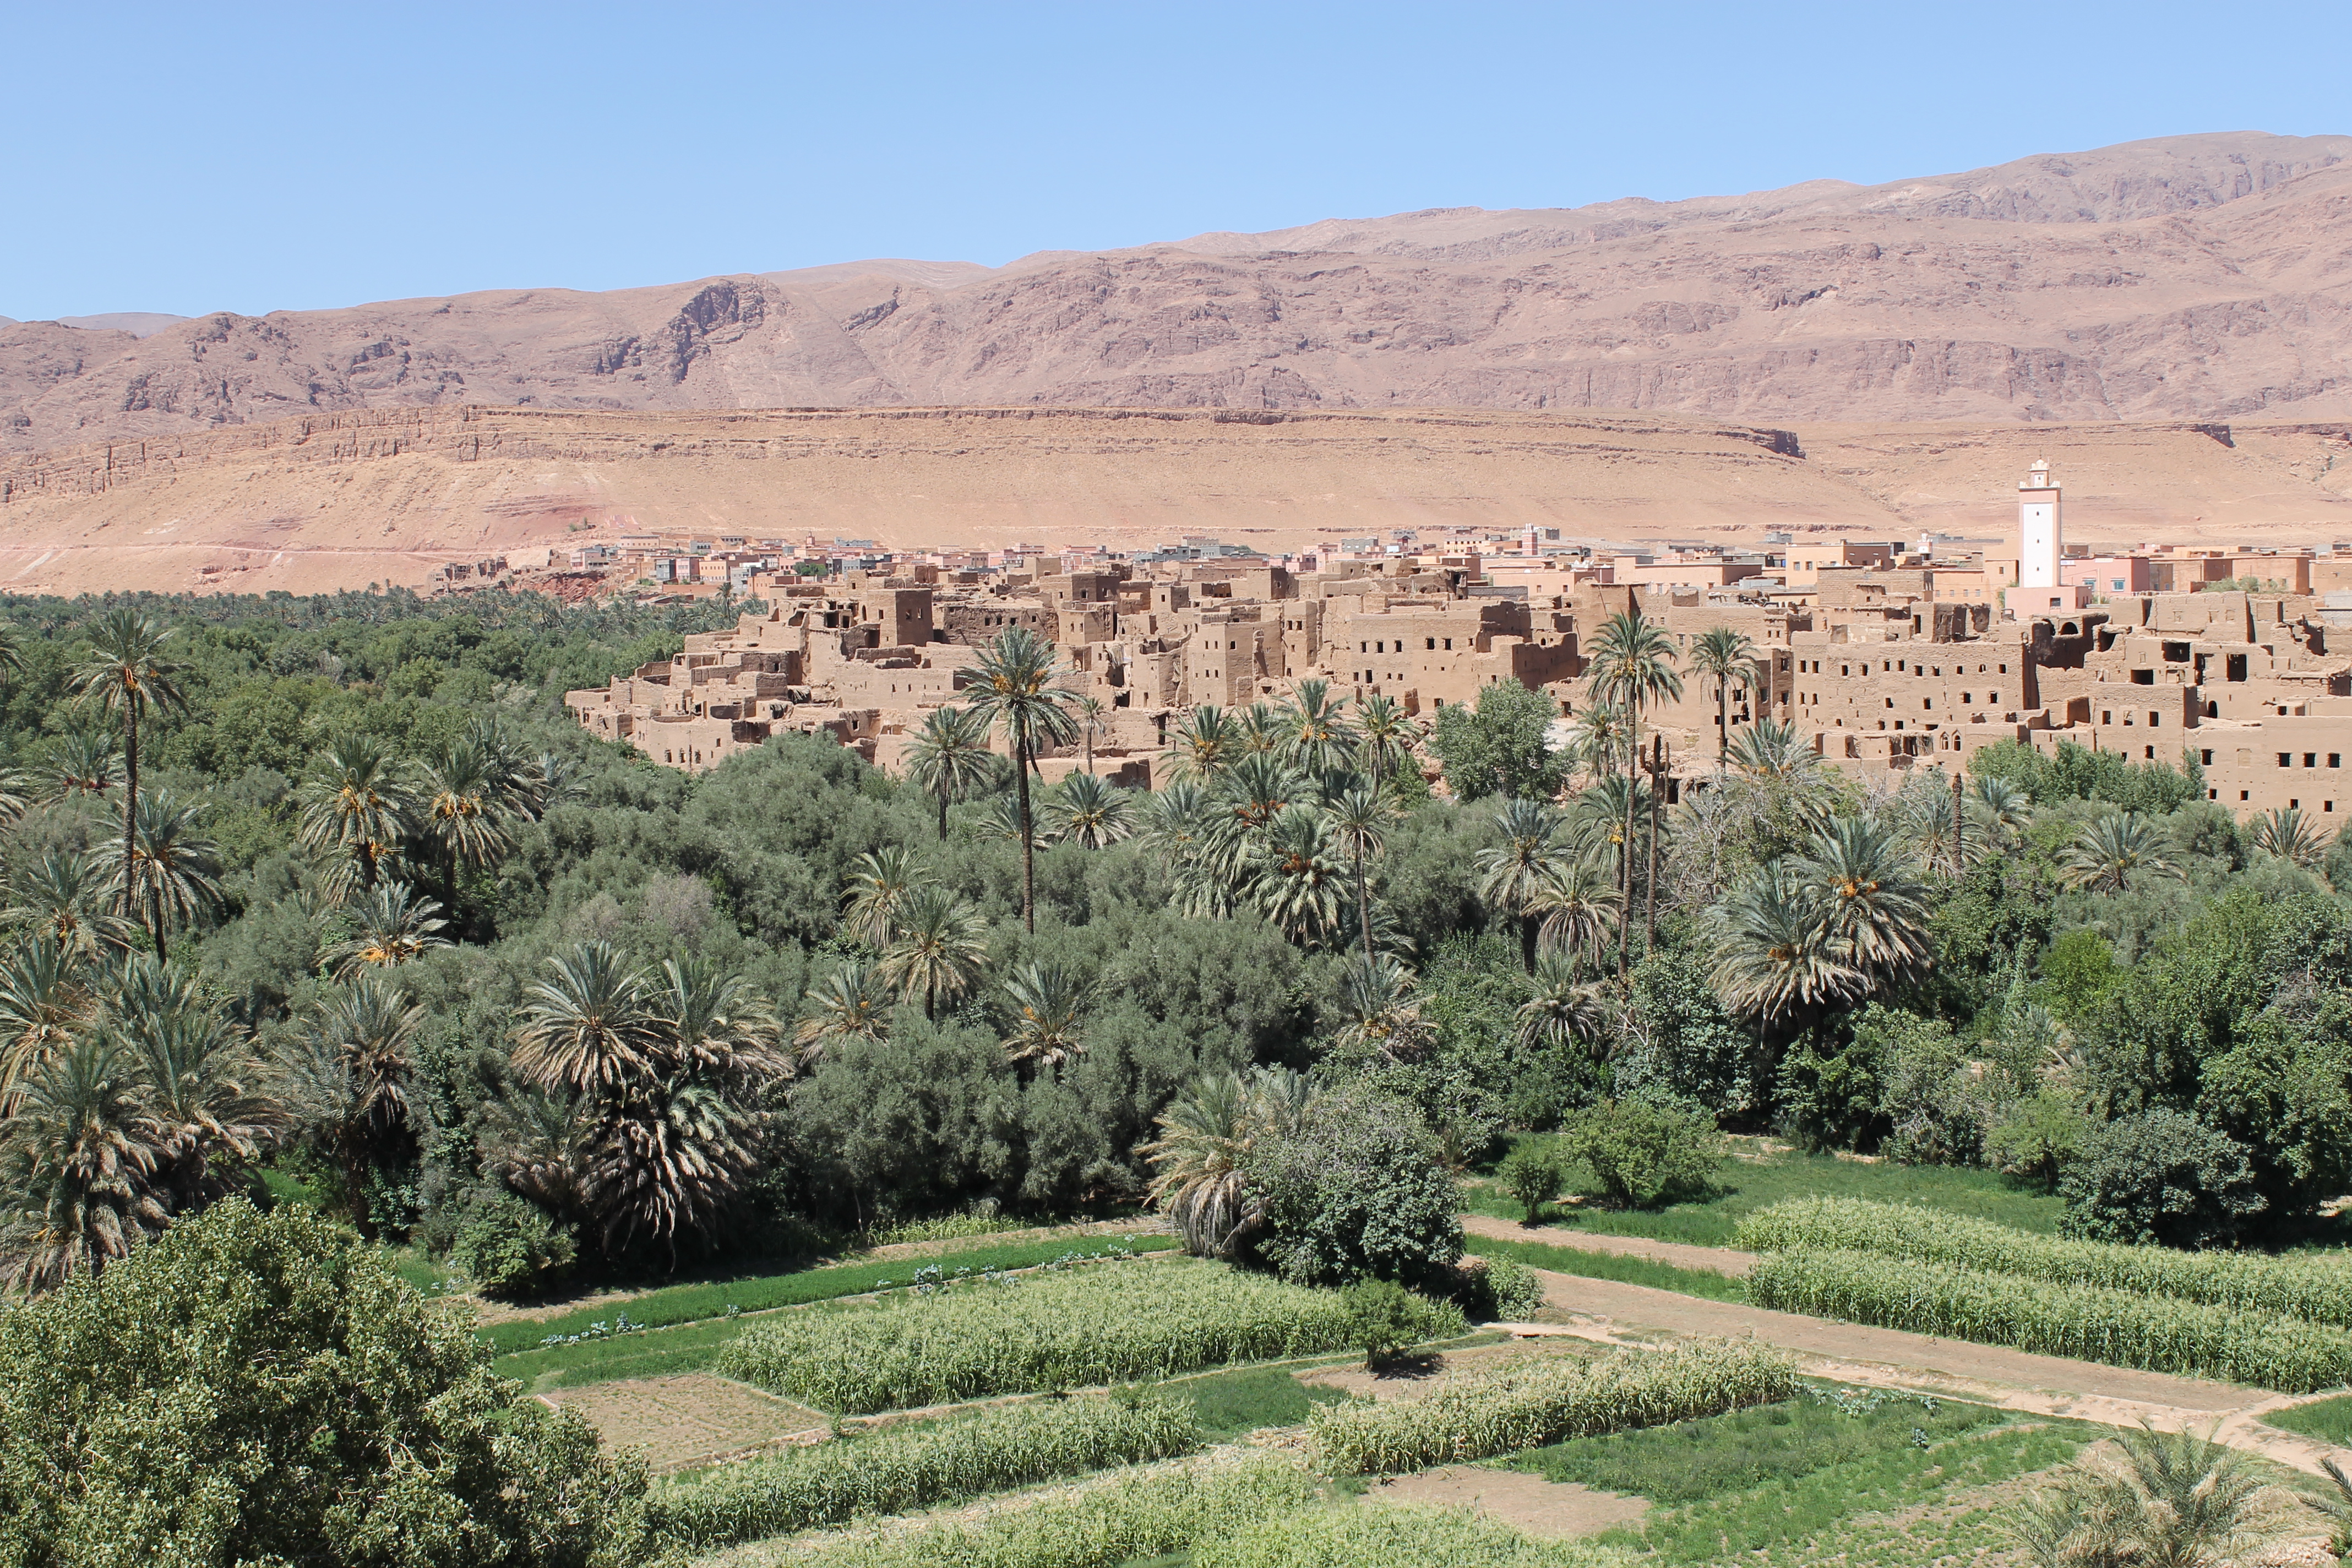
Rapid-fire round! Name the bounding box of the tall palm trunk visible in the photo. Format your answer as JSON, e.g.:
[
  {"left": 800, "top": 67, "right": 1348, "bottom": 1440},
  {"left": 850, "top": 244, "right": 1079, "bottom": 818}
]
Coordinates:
[
  {"left": 1015, "top": 721, "right": 1037, "bottom": 933},
  {"left": 1354, "top": 847, "right": 1373, "bottom": 965},
  {"left": 1618, "top": 702, "right": 1638, "bottom": 979},
  {"left": 1645, "top": 734, "right": 1663, "bottom": 955},
  {"left": 937, "top": 790, "right": 950, "bottom": 840},
  {"left": 120, "top": 702, "right": 139, "bottom": 919},
  {"left": 1521, "top": 911, "right": 1539, "bottom": 974},
  {"left": 1717, "top": 678, "right": 1729, "bottom": 763}
]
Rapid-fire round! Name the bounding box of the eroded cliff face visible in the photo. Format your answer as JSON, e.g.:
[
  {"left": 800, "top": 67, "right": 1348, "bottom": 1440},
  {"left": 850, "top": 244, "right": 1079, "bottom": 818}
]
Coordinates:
[{"left": 5, "top": 132, "right": 2351, "bottom": 456}]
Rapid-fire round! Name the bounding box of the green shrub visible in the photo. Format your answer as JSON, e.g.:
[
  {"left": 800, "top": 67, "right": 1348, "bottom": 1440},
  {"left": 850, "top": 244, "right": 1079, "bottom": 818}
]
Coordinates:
[
  {"left": 1308, "top": 1337, "right": 1796, "bottom": 1475},
  {"left": 1985, "top": 1092, "right": 2089, "bottom": 1193},
  {"left": 650, "top": 1392, "right": 1200, "bottom": 1549},
  {"left": 1196, "top": 1501, "right": 1624, "bottom": 1567},
  {"left": 2059, "top": 1108, "right": 2266, "bottom": 1249},
  {"left": 1341, "top": 1278, "right": 1431, "bottom": 1368},
  {"left": 780, "top": 1452, "right": 1317, "bottom": 1568},
  {"left": 717, "top": 1260, "right": 1464, "bottom": 1413},
  {"left": 0, "top": 1200, "right": 651, "bottom": 1567},
  {"left": 1737, "top": 1197, "right": 2352, "bottom": 1327},
  {"left": 1563, "top": 1099, "right": 1719, "bottom": 1208},
  {"left": 1498, "top": 1144, "right": 1568, "bottom": 1223},
  {"left": 1746, "top": 1248, "right": 2352, "bottom": 1391},
  {"left": 1458, "top": 1254, "right": 1547, "bottom": 1321},
  {"left": 1244, "top": 1084, "right": 1464, "bottom": 1288},
  {"left": 449, "top": 1189, "right": 576, "bottom": 1298}
]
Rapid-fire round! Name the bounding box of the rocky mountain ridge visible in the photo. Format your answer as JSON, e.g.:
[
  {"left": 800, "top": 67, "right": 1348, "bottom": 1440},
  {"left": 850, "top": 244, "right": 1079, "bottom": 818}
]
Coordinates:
[{"left": 5, "top": 131, "right": 2350, "bottom": 455}]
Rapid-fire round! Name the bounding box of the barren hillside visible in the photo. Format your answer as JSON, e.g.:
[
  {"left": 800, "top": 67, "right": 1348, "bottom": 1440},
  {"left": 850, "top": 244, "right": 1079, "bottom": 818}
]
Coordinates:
[
  {"left": 2, "top": 404, "right": 2345, "bottom": 598},
  {"left": 4, "top": 132, "right": 2350, "bottom": 460}
]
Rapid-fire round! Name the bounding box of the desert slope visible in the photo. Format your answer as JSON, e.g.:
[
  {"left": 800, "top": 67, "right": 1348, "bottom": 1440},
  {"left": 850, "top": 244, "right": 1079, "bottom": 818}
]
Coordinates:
[
  {"left": 5, "top": 132, "right": 2351, "bottom": 456},
  {"left": 1, "top": 404, "right": 2346, "bottom": 598}
]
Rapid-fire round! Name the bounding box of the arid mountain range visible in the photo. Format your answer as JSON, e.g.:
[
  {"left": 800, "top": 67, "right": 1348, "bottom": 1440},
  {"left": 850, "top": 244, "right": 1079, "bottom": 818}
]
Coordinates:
[
  {"left": 6, "top": 131, "right": 2352, "bottom": 459},
  {"left": 3, "top": 132, "right": 2351, "bottom": 596}
]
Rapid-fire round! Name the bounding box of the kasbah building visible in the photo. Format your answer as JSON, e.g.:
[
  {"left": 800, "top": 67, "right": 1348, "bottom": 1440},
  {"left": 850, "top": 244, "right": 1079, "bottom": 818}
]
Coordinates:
[{"left": 565, "top": 464, "right": 2352, "bottom": 823}]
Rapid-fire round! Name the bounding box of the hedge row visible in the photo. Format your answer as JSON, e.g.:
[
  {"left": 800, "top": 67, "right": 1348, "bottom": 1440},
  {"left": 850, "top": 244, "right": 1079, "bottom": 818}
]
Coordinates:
[
  {"left": 1738, "top": 1197, "right": 2352, "bottom": 1327},
  {"left": 1306, "top": 1337, "right": 1796, "bottom": 1476},
  {"left": 650, "top": 1392, "right": 1200, "bottom": 1549},
  {"left": 1746, "top": 1248, "right": 2352, "bottom": 1392}
]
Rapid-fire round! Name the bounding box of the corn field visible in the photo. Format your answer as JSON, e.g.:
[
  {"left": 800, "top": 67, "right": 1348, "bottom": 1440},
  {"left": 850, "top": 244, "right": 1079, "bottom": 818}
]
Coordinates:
[
  {"left": 1746, "top": 1248, "right": 2352, "bottom": 1391},
  {"left": 1738, "top": 1197, "right": 2352, "bottom": 1327},
  {"left": 1306, "top": 1337, "right": 1796, "bottom": 1476},
  {"left": 651, "top": 1392, "right": 1200, "bottom": 1550},
  {"left": 717, "top": 1260, "right": 1464, "bottom": 1413},
  {"left": 768, "top": 1452, "right": 1319, "bottom": 1568},
  {"left": 1195, "top": 1499, "right": 1625, "bottom": 1568}
]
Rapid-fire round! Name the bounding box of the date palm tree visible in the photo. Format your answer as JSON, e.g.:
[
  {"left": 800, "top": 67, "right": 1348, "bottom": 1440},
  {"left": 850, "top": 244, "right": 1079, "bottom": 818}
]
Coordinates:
[
  {"left": 1139, "top": 1068, "right": 1321, "bottom": 1260},
  {"left": 1329, "top": 952, "right": 1429, "bottom": 1062},
  {"left": 1354, "top": 692, "right": 1419, "bottom": 792},
  {"left": 1564, "top": 701, "right": 1629, "bottom": 788},
  {"left": 1070, "top": 693, "right": 1109, "bottom": 775},
  {"left": 1708, "top": 859, "right": 1856, "bottom": 1021},
  {"left": 70, "top": 608, "right": 188, "bottom": 917},
  {"left": 1798, "top": 815, "right": 1934, "bottom": 989},
  {"left": 0, "top": 938, "right": 92, "bottom": 1115},
  {"left": 509, "top": 941, "right": 657, "bottom": 1098},
  {"left": 1527, "top": 854, "right": 1622, "bottom": 976},
  {"left": 876, "top": 884, "right": 989, "bottom": 1019},
  {"left": 1280, "top": 678, "right": 1357, "bottom": 775},
  {"left": 1516, "top": 952, "right": 1609, "bottom": 1056},
  {"left": 1237, "top": 702, "right": 1286, "bottom": 756},
  {"left": 958, "top": 627, "right": 1077, "bottom": 932},
  {"left": 36, "top": 726, "right": 119, "bottom": 806},
  {"left": 320, "top": 881, "right": 453, "bottom": 979},
  {"left": 420, "top": 734, "right": 514, "bottom": 915},
  {"left": 1000, "top": 961, "right": 1086, "bottom": 1070},
  {"left": 1967, "top": 776, "right": 2033, "bottom": 854},
  {"left": 104, "top": 790, "right": 222, "bottom": 959},
  {"left": 2060, "top": 812, "right": 2181, "bottom": 894},
  {"left": 297, "top": 733, "right": 417, "bottom": 900},
  {"left": 1326, "top": 781, "right": 1396, "bottom": 964},
  {"left": 108, "top": 960, "right": 280, "bottom": 1212},
  {"left": 1689, "top": 626, "right": 1758, "bottom": 763},
  {"left": 0, "top": 1032, "right": 170, "bottom": 1292},
  {"left": 905, "top": 705, "right": 998, "bottom": 839},
  {"left": 1046, "top": 771, "right": 1136, "bottom": 848},
  {"left": 793, "top": 960, "right": 894, "bottom": 1058},
  {"left": 842, "top": 845, "right": 922, "bottom": 948},
  {"left": 2250, "top": 805, "right": 2329, "bottom": 869},
  {"left": 3, "top": 852, "right": 139, "bottom": 961},
  {"left": 1478, "top": 798, "right": 1566, "bottom": 972},
  {"left": 276, "top": 976, "right": 426, "bottom": 1240},
  {"left": 1249, "top": 804, "right": 1351, "bottom": 948},
  {"left": 1585, "top": 611, "right": 1681, "bottom": 976},
  {"left": 1161, "top": 705, "right": 1240, "bottom": 786},
  {"left": 648, "top": 954, "right": 790, "bottom": 1080}
]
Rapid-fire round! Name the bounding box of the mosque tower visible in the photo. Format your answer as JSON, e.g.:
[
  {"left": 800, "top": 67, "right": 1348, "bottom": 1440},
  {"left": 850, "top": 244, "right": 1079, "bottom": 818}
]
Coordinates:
[{"left": 2017, "top": 460, "right": 2062, "bottom": 588}]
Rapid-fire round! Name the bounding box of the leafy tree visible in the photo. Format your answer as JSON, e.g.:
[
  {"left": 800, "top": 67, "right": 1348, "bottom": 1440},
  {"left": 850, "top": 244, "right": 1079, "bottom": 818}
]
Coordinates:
[
  {"left": 1429, "top": 678, "right": 1565, "bottom": 804},
  {"left": 2059, "top": 1107, "right": 2264, "bottom": 1249},
  {"left": 0, "top": 1200, "right": 650, "bottom": 1567},
  {"left": 1243, "top": 1084, "right": 1463, "bottom": 1289},
  {"left": 1496, "top": 1141, "right": 1566, "bottom": 1223},
  {"left": 1562, "top": 1098, "right": 1718, "bottom": 1208}
]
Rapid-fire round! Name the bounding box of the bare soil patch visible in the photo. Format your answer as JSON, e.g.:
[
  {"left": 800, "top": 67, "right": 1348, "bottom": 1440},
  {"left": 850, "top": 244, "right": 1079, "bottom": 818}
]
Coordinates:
[
  {"left": 1461, "top": 1212, "right": 1757, "bottom": 1276},
  {"left": 1369, "top": 1467, "right": 1649, "bottom": 1537},
  {"left": 542, "top": 1375, "right": 825, "bottom": 1471},
  {"left": 1297, "top": 1340, "right": 1599, "bottom": 1403}
]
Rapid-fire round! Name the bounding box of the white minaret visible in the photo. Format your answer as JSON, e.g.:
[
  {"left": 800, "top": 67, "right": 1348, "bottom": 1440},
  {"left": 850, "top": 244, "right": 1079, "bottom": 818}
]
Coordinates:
[{"left": 2018, "top": 460, "right": 2062, "bottom": 588}]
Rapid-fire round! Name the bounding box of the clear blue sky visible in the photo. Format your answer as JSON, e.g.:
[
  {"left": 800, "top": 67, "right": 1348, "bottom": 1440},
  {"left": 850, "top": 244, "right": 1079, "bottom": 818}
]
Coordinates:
[{"left": 4, "top": 1, "right": 2346, "bottom": 320}]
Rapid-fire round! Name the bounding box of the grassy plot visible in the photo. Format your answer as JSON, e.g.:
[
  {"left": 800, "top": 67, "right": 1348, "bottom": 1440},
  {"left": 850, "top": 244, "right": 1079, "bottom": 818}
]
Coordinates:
[
  {"left": 1504, "top": 1387, "right": 2002, "bottom": 1502},
  {"left": 1174, "top": 1364, "right": 1358, "bottom": 1441},
  {"left": 1615, "top": 1419, "right": 2086, "bottom": 1564},
  {"left": 482, "top": 1235, "right": 1178, "bottom": 1354},
  {"left": 1465, "top": 1237, "right": 1747, "bottom": 1302},
  {"left": 1196, "top": 1502, "right": 1621, "bottom": 1567},
  {"left": 2263, "top": 1392, "right": 2352, "bottom": 1445},
  {"left": 719, "top": 1260, "right": 1464, "bottom": 1414},
  {"left": 1462, "top": 1140, "right": 2064, "bottom": 1247}
]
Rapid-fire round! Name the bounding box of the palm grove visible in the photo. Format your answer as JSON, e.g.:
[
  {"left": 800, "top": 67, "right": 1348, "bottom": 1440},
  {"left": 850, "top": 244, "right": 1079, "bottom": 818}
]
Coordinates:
[{"left": 0, "top": 590, "right": 2346, "bottom": 1302}]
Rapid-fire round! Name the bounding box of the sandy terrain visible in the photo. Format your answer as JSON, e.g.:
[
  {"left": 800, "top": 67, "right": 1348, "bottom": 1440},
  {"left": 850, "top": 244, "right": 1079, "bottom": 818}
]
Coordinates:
[
  {"left": 1, "top": 402, "right": 2344, "bottom": 598},
  {"left": 1369, "top": 1467, "right": 1651, "bottom": 1536}
]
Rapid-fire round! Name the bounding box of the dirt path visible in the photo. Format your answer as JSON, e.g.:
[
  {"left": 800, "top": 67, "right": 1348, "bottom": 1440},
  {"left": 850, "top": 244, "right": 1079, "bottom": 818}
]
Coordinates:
[
  {"left": 1512, "top": 1263, "right": 2351, "bottom": 1476},
  {"left": 1461, "top": 1213, "right": 1757, "bottom": 1276}
]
